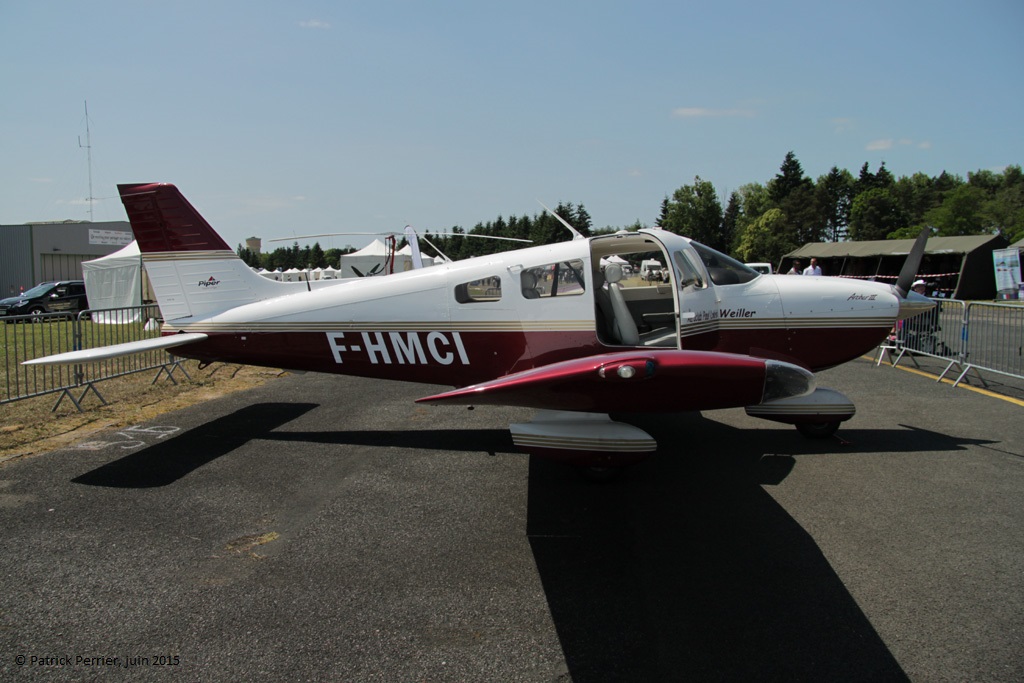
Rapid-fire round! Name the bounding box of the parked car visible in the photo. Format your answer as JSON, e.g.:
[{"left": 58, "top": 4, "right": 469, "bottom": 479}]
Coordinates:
[
  {"left": 0, "top": 280, "right": 89, "bottom": 322},
  {"left": 745, "top": 262, "right": 774, "bottom": 275}
]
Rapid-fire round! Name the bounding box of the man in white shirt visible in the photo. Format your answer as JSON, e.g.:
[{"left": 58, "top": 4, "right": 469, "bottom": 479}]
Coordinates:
[{"left": 803, "top": 258, "right": 822, "bottom": 276}]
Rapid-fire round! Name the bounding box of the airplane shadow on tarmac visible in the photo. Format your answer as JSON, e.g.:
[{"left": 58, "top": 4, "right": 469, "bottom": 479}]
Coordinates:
[
  {"left": 72, "top": 403, "right": 320, "bottom": 488},
  {"left": 259, "top": 427, "right": 518, "bottom": 454},
  {"left": 523, "top": 411, "right": 996, "bottom": 683},
  {"left": 71, "top": 399, "right": 992, "bottom": 491},
  {"left": 70, "top": 401, "right": 994, "bottom": 678}
]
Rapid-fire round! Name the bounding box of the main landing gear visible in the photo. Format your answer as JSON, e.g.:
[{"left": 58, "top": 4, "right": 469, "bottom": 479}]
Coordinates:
[
  {"left": 744, "top": 387, "right": 855, "bottom": 439},
  {"left": 795, "top": 420, "right": 842, "bottom": 439}
]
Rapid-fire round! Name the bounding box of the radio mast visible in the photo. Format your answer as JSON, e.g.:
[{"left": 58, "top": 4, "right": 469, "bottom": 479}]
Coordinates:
[{"left": 78, "top": 101, "right": 94, "bottom": 221}]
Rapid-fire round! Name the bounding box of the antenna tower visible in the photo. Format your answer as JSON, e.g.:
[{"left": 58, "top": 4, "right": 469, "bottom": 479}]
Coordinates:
[{"left": 78, "top": 101, "right": 95, "bottom": 221}]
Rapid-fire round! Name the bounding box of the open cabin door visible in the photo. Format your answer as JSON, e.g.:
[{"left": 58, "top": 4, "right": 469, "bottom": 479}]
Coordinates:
[
  {"left": 670, "top": 246, "right": 720, "bottom": 351},
  {"left": 590, "top": 232, "right": 682, "bottom": 349}
]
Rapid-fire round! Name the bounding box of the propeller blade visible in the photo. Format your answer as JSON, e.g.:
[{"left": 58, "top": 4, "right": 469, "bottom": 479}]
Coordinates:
[
  {"left": 351, "top": 266, "right": 365, "bottom": 277},
  {"left": 895, "top": 226, "right": 930, "bottom": 298}
]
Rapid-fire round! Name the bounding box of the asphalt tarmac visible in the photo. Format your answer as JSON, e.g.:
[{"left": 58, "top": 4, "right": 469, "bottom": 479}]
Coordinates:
[{"left": 1, "top": 357, "right": 1021, "bottom": 682}]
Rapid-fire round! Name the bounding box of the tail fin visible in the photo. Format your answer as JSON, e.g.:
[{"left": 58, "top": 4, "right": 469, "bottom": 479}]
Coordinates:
[{"left": 118, "top": 183, "right": 301, "bottom": 321}]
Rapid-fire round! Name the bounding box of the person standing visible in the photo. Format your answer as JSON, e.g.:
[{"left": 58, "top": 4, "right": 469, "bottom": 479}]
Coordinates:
[
  {"left": 786, "top": 260, "right": 803, "bottom": 275},
  {"left": 803, "top": 258, "right": 822, "bottom": 276}
]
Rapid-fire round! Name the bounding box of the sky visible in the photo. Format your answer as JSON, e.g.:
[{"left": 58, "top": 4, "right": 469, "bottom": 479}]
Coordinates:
[{"left": 2, "top": 0, "right": 1022, "bottom": 250}]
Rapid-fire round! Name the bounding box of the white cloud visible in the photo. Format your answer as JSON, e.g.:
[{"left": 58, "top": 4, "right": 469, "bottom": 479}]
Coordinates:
[
  {"left": 626, "top": 169, "right": 643, "bottom": 178},
  {"left": 831, "top": 118, "right": 854, "bottom": 133},
  {"left": 671, "top": 107, "right": 755, "bottom": 119},
  {"left": 866, "top": 138, "right": 932, "bottom": 151},
  {"left": 299, "top": 19, "right": 331, "bottom": 29}
]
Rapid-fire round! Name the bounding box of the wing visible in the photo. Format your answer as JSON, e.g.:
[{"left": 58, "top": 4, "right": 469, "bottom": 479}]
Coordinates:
[
  {"left": 417, "top": 349, "right": 814, "bottom": 413},
  {"left": 22, "top": 333, "right": 209, "bottom": 366}
]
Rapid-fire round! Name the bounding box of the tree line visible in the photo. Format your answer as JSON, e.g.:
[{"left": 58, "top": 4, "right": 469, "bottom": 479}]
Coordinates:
[
  {"left": 663, "top": 153, "right": 1023, "bottom": 265},
  {"left": 237, "top": 153, "right": 1023, "bottom": 268},
  {"left": 237, "top": 241, "right": 355, "bottom": 271}
]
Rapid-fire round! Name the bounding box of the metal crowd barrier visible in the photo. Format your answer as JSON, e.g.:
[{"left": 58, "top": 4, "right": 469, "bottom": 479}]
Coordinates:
[
  {"left": 1, "top": 304, "right": 189, "bottom": 411},
  {"left": 877, "top": 299, "right": 1024, "bottom": 387},
  {"left": 956, "top": 302, "right": 1024, "bottom": 385},
  {"left": 6, "top": 300, "right": 1022, "bottom": 410}
]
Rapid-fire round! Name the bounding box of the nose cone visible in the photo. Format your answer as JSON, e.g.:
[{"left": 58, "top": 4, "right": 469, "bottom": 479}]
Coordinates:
[{"left": 897, "top": 290, "right": 935, "bottom": 320}]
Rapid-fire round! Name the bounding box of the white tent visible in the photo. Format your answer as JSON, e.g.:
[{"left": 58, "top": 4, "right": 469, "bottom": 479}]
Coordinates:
[
  {"left": 282, "top": 268, "right": 308, "bottom": 282},
  {"left": 82, "top": 241, "right": 145, "bottom": 323},
  {"left": 339, "top": 239, "right": 435, "bottom": 278}
]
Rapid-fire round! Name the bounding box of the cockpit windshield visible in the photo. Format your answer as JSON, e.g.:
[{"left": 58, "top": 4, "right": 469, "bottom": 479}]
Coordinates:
[{"left": 687, "top": 241, "right": 760, "bottom": 286}]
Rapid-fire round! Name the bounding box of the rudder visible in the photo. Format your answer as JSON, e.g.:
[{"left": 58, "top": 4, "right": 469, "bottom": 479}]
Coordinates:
[{"left": 118, "top": 183, "right": 302, "bottom": 321}]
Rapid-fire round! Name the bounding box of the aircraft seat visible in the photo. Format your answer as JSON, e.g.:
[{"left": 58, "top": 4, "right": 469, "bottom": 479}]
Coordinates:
[
  {"left": 521, "top": 271, "right": 541, "bottom": 299},
  {"left": 604, "top": 264, "right": 640, "bottom": 346}
]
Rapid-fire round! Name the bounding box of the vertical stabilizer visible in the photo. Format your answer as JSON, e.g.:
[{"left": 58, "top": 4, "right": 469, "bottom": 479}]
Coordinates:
[{"left": 118, "top": 183, "right": 304, "bottom": 321}]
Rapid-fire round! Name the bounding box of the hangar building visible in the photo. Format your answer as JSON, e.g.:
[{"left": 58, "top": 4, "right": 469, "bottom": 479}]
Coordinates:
[
  {"left": 781, "top": 234, "right": 1010, "bottom": 300},
  {"left": 0, "top": 220, "right": 133, "bottom": 299}
]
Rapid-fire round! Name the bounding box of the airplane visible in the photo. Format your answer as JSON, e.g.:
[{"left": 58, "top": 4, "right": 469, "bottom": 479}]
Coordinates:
[{"left": 26, "top": 183, "right": 933, "bottom": 471}]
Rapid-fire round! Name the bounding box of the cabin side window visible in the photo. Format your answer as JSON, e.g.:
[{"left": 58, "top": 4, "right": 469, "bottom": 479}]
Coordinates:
[
  {"left": 688, "top": 241, "right": 759, "bottom": 286},
  {"left": 454, "top": 276, "right": 502, "bottom": 304},
  {"left": 673, "top": 251, "right": 706, "bottom": 289},
  {"left": 520, "top": 259, "right": 586, "bottom": 300}
]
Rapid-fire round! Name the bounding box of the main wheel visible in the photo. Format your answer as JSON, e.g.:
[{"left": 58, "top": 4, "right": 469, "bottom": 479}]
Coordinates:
[
  {"left": 575, "top": 466, "right": 624, "bottom": 482},
  {"left": 796, "top": 421, "right": 840, "bottom": 439}
]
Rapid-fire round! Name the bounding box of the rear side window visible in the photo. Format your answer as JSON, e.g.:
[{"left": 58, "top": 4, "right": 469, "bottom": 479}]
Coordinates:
[
  {"left": 520, "top": 259, "right": 586, "bottom": 300},
  {"left": 455, "top": 276, "right": 502, "bottom": 304}
]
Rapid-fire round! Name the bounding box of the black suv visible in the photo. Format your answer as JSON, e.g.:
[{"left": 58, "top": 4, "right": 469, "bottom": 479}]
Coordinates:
[{"left": 0, "top": 280, "right": 89, "bottom": 321}]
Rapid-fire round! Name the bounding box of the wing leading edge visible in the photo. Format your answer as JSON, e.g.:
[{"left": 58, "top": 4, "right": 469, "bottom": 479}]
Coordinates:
[{"left": 417, "top": 349, "right": 814, "bottom": 413}]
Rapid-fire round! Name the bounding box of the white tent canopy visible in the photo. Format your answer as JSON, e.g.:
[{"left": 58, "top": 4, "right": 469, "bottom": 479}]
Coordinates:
[
  {"left": 339, "top": 239, "right": 435, "bottom": 278},
  {"left": 82, "top": 240, "right": 145, "bottom": 323}
]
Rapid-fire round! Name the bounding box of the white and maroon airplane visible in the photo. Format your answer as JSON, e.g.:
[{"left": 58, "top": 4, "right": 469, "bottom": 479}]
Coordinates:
[{"left": 29, "top": 183, "right": 932, "bottom": 467}]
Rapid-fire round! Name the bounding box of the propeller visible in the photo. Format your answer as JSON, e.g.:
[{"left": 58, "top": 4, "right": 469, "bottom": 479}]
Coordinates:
[
  {"left": 891, "top": 226, "right": 937, "bottom": 320},
  {"left": 268, "top": 231, "right": 531, "bottom": 243},
  {"left": 894, "top": 226, "right": 930, "bottom": 299},
  {"left": 349, "top": 263, "right": 385, "bottom": 278}
]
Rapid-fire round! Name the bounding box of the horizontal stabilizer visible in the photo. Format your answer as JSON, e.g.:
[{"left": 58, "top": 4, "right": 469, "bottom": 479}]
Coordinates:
[{"left": 22, "top": 333, "right": 208, "bottom": 366}]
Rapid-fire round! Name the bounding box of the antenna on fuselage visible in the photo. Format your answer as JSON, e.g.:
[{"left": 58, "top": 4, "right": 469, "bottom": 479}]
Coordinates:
[
  {"left": 537, "top": 200, "right": 585, "bottom": 240},
  {"left": 77, "top": 101, "right": 95, "bottom": 221},
  {"left": 419, "top": 235, "right": 453, "bottom": 263}
]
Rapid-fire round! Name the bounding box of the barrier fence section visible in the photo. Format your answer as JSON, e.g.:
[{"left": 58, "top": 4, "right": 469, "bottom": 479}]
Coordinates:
[
  {"left": 878, "top": 299, "right": 1024, "bottom": 387},
  {"left": 957, "top": 302, "right": 1024, "bottom": 385},
  {"left": 1, "top": 313, "right": 79, "bottom": 405},
  {"left": 5, "top": 301, "right": 1021, "bottom": 409},
  {"left": 1, "top": 305, "right": 188, "bottom": 411}
]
